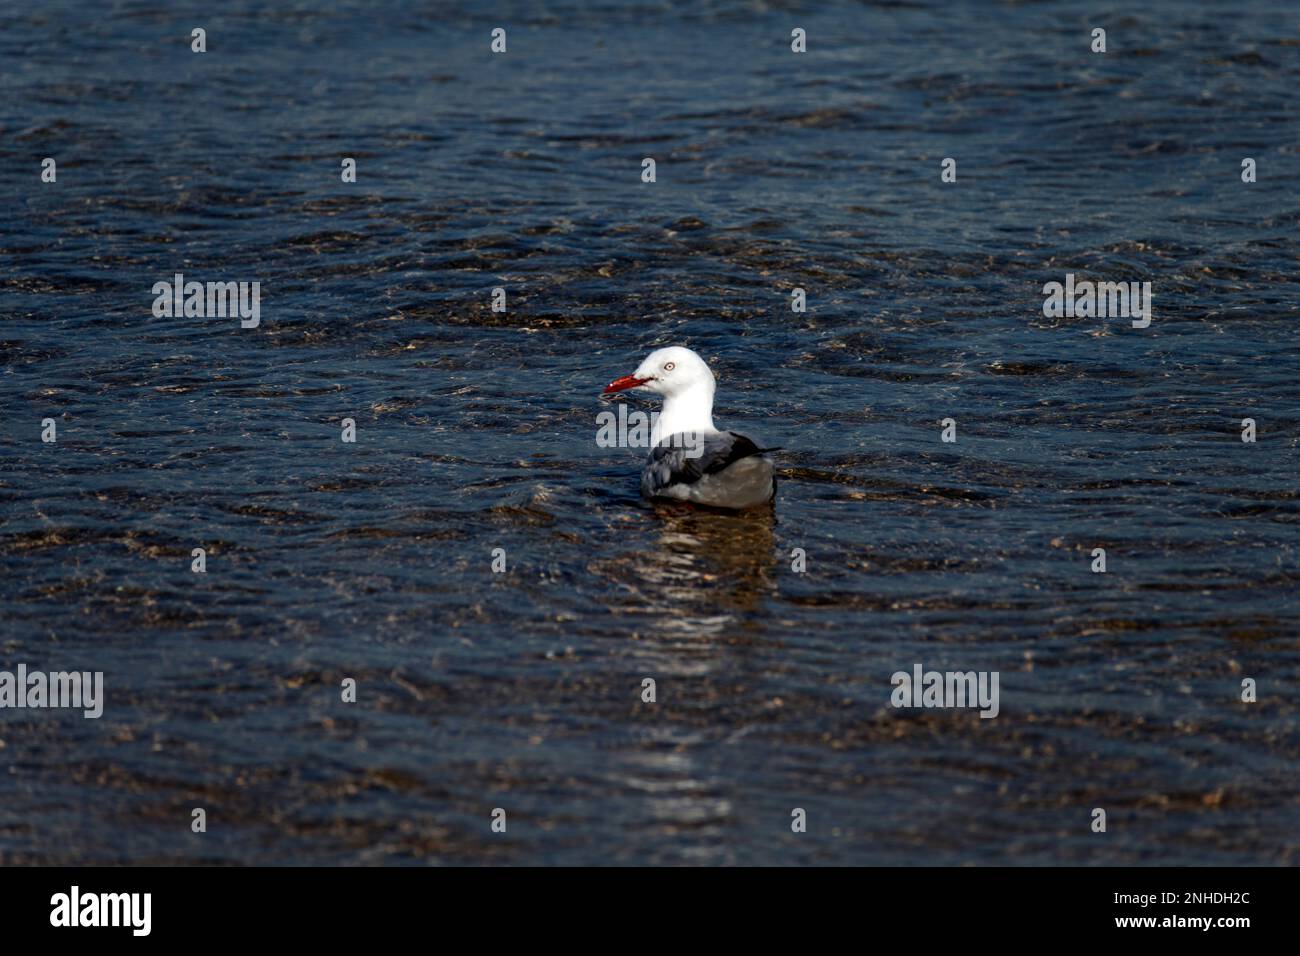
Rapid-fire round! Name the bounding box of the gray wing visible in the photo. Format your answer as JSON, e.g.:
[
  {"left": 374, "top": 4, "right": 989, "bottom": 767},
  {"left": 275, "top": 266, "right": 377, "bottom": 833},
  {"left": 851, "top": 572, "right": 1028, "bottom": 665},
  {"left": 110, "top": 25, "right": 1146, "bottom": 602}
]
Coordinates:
[{"left": 641, "top": 431, "right": 771, "bottom": 497}]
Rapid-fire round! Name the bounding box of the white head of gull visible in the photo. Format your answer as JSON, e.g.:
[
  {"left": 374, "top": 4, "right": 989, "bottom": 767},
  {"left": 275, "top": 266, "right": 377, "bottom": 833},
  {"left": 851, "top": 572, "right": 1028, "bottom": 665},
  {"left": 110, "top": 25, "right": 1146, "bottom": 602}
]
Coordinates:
[{"left": 603, "top": 346, "right": 777, "bottom": 510}]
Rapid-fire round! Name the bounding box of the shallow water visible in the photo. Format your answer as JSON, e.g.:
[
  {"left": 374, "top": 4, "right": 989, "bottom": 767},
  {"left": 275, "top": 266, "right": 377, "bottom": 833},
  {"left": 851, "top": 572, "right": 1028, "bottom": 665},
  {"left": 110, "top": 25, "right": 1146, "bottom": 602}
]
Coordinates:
[{"left": 1, "top": 0, "right": 1298, "bottom": 865}]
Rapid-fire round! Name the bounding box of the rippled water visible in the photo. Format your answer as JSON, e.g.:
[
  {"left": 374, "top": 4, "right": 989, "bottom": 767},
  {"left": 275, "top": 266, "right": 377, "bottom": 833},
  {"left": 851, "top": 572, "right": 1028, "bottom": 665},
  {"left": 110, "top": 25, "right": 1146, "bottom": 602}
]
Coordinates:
[{"left": 2, "top": 1, "right": 1298, "bottom": 865}]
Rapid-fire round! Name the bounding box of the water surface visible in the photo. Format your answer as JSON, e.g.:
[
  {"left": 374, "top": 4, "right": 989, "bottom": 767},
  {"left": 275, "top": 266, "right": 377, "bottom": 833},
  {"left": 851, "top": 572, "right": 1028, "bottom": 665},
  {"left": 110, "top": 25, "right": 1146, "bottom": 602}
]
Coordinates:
[{"left": 1, "top": 0, "right": 1298, "bottom": 865}]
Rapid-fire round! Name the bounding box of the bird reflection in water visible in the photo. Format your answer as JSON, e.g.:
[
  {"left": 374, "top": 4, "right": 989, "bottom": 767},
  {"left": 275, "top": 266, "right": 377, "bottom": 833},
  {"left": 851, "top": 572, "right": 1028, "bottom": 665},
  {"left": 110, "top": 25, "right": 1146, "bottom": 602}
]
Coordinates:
[
  {"left": 606, "top": 502, "right": 779, "bottom": 862},
  {"left": 624, "top": 501, "right": 779, "bottom": 645}
]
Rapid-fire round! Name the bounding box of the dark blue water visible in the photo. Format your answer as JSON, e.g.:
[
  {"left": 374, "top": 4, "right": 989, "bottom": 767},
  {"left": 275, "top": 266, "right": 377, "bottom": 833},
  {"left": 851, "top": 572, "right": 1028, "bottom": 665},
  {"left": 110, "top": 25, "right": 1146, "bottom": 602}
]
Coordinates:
[{"left": 2, "top": 0, "right": 1298, "bottom": 865}]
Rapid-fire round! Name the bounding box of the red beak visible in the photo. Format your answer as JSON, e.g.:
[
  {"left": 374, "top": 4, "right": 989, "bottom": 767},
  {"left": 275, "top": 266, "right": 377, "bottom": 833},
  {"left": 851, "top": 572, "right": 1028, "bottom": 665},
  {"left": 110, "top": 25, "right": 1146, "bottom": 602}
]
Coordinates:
[{"left": 603, "top": 374, "right": 648, "bottom": 395}]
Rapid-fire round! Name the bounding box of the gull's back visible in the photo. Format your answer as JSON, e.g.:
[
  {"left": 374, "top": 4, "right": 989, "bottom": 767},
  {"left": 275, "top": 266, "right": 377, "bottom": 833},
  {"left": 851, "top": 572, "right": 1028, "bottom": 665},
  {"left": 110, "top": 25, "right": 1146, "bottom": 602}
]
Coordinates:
[{"left": 641, "top": 430, "right": 776, "bottom": 510}]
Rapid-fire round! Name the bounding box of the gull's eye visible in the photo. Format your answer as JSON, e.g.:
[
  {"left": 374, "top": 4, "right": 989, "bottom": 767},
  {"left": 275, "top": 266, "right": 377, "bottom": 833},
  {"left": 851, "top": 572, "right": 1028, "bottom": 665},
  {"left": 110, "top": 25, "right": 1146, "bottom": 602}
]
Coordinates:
[{"left": 664, "top": 362, "right": 675, "bottom": 371}]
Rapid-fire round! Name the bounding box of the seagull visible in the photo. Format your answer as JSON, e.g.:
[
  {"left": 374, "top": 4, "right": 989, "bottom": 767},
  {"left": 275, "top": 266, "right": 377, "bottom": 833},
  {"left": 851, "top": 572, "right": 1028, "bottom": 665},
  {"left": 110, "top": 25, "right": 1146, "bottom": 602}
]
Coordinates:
[{"left": 602, "top": 346, "right": 777, "bottom": 510}]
